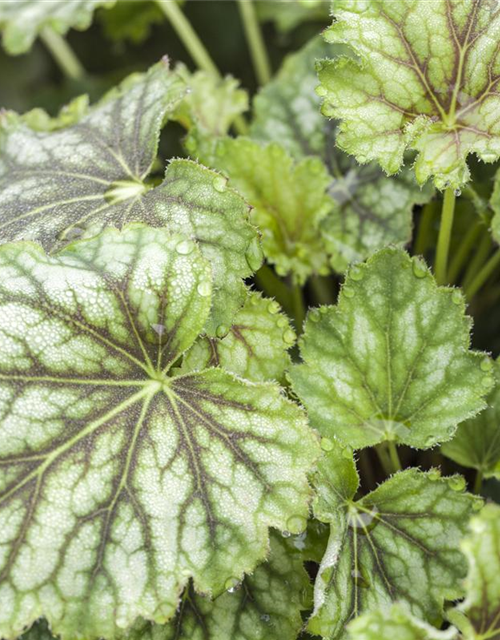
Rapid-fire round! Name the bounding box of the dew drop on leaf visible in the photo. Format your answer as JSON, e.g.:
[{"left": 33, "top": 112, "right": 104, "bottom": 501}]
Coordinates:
[
  {"left": 349, "top": 264, "right": 364, "bottom": 281},
  {"left": 480, "top": 357, "right": 493, "bottom": 372},
  {"left": 428, "top": 469, "right": 442, "bottom": 481},
  {"left": 281, "top": 530, "right": 292, "bottom": 538},
  {"left": 225, "top": 577, "right": 241, "bottom": 593},
  {"left": 245, "top": 237, "right": 264, "bottom": 272},
  {"left": 175, "top": 239, "right": 195, "bottom": 255},
  {"left": 447, "top": 476, "right": 466, "bottom": 492},
  {"left": 321, "top": 437, "right": 334, "bottom": 451},
  {"left": 197, "top": 281, "right": 211, "bottom": 297},
  {"left": 286, "top": 515, "right": 307, "bottom": 534},
  {"left": 343, "top": 286, "right": 355, "bottom": 298},
  {"left": 151, "top": 323, "right": 166, "bottom": 336},
  {"left": 216, "top": 324, "right": 229, "bottom": 338},
  {"left": 212, "top": 175, "right": 227, "bottom": 192},
  {"left": 412, "top": 258, "right": 428, "bottom": 278},
  {"left": 283, "top": 329, "right": 296, "bottom": 345},
  {"left": 267, "top": 300, "right": 280, "bottom": 314},
  {"left": 452, "top": 289, "right": 463, "bottom": 305}
]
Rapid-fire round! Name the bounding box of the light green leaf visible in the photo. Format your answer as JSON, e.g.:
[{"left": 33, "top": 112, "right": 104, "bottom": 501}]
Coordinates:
[
  {"left": 181, "top": 291, "right": 294, "bottom": 383},
  {"left": 256, "top": 0, "right": 329, "bottom": 34},
  {"left": 290, "top": 248, "right": 493, "bottom": 449},
  {"left": 128, "top": 532, "right": 312, "bottom": 640},
  {"left": 489, "top": 166, "right": 500, "bottom": 243},
  {"left": 347, "top": 604, "right": 458, "bottom": 640},
  {"left": 308, "top": 449, "right": 479, "bottom": 640},
  {"left": 318, "top": 0, "right": 500, "bottom": 189},
  {"left": 251, "top": 36, "right": 433, "bottom": 272},
  {"left": 453, "top": 504, "right": 500, "bottom": 640},
  {"left": 0, "top": 0, "right": 115, "bottom": 54},
  {"left": 0, "top": 225, "right": 318, "bottom": 640},
  {"left": 0, "top": 61, "right": 261, "bottom": 334},
  {"left": 442, "top": 358, "right": 500, "bottom": 478},
  {"left": 174, "top": 66, "right": 248, "bottom": 163},
  {"left": 212, "top": 137, "right": 333, "bottom": 284}
]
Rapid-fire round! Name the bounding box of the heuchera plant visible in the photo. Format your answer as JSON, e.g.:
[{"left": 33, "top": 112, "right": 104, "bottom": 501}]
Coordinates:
[{"left": 0, "top": 1, "right": 500, "bottom": 639}]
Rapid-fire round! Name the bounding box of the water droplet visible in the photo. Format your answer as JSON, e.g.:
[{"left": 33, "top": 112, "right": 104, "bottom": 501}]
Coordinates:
[
  {"left": 451, "top": 290, "right": 463, "bottom": 305},
  {"left": 412, "top": 257, "right": 428, "bottom": 278},
  {"left": 283, "top": 329, "right": 296, "bottom": 345},
  {"left": 321, "top": 437, "right": 334, "bottom": 451},
  {"left": 277, "top": 317, "right": 288, "bottom": 328},
  {"left": 448, "top": 475, "right": 466, "bottom": 492},
  {"left": 316, "top": 85, "right": 327, "bottom": 97},
  {"left": 342, "top": 286, "right": 355, "bottom": 298},
  {"left": 454, "top": 188, "right": 462, "bottom": 197},
  {"left": 428, "top": 468, "right": 441, "bottom": 481},
  {"left": 245, "top": 238, "right": 264, "bottom": 272},
  {"left": 425, "top": 435, "right": 437, "bottom": 447},
  {"left": 216, "top": 324, "right": 229, "bottom": 338},
  {"left": 212, "top": 175, "right": 227, "bottom": 192},
  {"left": 342, "top": 445, "right": 353, "bottom": 460},
  {"left": 250, "top": 294, "right": 259, "bottom": 306},
  {"left": 281, "top": 530, "right": 291, "bottom": 538},
  {"left": 197, "top": 281, "right": 211, "bottom": 297},
  {"left": 286, "top": 515, "right": 307, "bottom": 534},
  {"left": 480, "top": 357, "right": 493, "bottom": 372},
  {"left": 482, "top": 376, "right": 494, "bottom": 388},
  {"left": 152, "top": 323, "right": 166, "bottom": 336},
  {"left": 309, "top": 309, "right": 321, "bottom": 323},
  {"left": 349, "top": 264, "right": 364, "bottom": 281},
  {"left": 321, "top": 103, "right": 336, "bottom": 118},
  {"left": 348, "top": 505, "right": 379, "bottom": 532},
  {"left": 260, "top": 614, "right": 271, "bottom": 624},
  {"left": 225, "top": 577, "right": 241, "bottom": 593},
  {"left": 267, "top": 300, "right": 280, "bottom": 315},
  {"left": 62, "top": 226, "right": 84, "bottom": 241},
  {"left": 472, "top": 496, "right": 484, "bottom": 511},
  {"left": 175, "top": 239, "right": 195, "bottom": 255}
]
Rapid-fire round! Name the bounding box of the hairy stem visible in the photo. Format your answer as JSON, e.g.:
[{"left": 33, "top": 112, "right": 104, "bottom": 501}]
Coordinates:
[
  {"left": 375, "top": 444, "right": 394, "bottom": 477},
  {"left": 473, "top": 469, "right": 484, "bottom": 495},
  {"left": 462, "top": 232, "right": 492, "bottom": 290},
  {"left": 156, "top": 0, "right": 247, "bottom": 134},
  {"left": 255, "top": 265, "right": 293, "bottom": 315},
  {"left": 291, "top": 283, "right": 306, "bottom": 334},
  {"left": 310, "top": 276, "right": 335, "bottom": 306},
  {"left": 435, "top": 188, "right": 456, "bottom": 285},
  {"left": 40, "top": 27, "right": 85, "bottom": 81},
  {"left": 387, "top": 441, "right": 402, "bottom": 473},
  {"left": 465, "top": 249, "right": 500, "bottom": 299},
  {"left": 237, "top": 0, "right": 272, "bottom": 85}
]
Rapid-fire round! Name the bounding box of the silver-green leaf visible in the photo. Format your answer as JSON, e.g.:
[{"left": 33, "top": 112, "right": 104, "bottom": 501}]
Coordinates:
[
  {"left": 290, "top": 248, "right": 493, "bottom": 450},
  {"left": 0, "top": 225, "right": 318, "bottom": 640}
]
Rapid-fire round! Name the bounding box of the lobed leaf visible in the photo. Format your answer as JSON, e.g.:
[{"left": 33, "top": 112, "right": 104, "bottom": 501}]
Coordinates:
[
  {"left": 347, "top": 604, "right": 458, "bottom": 640},
  {"left": 0, "top": 0, "right": 115, "bottom": 55},
  {"left": 308, "top": 447, "right": 480, "bottom": 639},
  {"left": 453, "top": 504, "right": 500, "bottom": 640},
  {"left": 290, "top": 248, "right": 493, "bottom": 449},
  {"left": 128, "top": 532, "right": 312, "bottom": 640},
  {"left": 251, "top": 36, "right": 433, "bottom": 272},
  {"left": 212, "top": 137, "right": 333, "bottom": 284},
  {"left": 0, "top": 61, "right": 261, "bottom": 334},
  {"left": 181, "top": 291, "right": 294, "bottom": 383},
  {"left": 0, "top": 225, "right": 318, "bottom": 640},
  {"left": 318, "top": 0, "right": 500, "bottom": 189},
  {"left": 442, "top": 358, "right": 500, "bottom": 478}
]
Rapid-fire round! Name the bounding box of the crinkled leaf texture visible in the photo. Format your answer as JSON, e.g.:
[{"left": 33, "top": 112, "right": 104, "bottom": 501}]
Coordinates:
[
  {"left": 451, "top": 504, "right": 500, "bottom": 640},
  {"left": 308, "top": 447, "right": 478, "bottom": 639},
  {"left": 319, "top": 0, "right": 500, "bottom": 189},
  {"left": 0, "top": 61, "right": 261, "bottom": 335},
  {"left": 442, "top": 358, "right": 500, "bottom": 478},
  {"left": 251, "top": 36, "right": 433, "bottom": 272},
  {"left": 0, "top": 225, "right": 319, "bottom": 640},
  {"left": 290, "top": 248, "right": 493, "bottom": 449},
  {"left": 126, "top": 532, "right": 311, "bottom": 640},
  {"left": 212, "top": 137, "right": 333, "bottom": 284},
  {"left": 347, "top": 604, "right": 458, "bottom": 640},
  {"left": 0, "top": 0, "right": 115, "bottom": 54},
  {"left": 182, "top": 291, "right": 294, "bottom": 384}
]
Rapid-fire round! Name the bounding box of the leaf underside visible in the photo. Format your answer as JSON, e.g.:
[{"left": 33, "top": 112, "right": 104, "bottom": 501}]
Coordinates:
[
  {"left": 319, "top": 0, "right": 500, "bottom": 189},
  {"left": 0, "top": 225, "right": 318, "bottom": 640}
]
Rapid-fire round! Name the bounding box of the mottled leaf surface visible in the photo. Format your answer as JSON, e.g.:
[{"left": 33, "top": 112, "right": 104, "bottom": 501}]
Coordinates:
[
  {"left": 182, "top": 292, "right": 294, "bottom": 383},
  {"left": 0, "top": 226, "right": 318, "bottom": 640},
  {"left": 0, "top": 0, "right": 115, "bottom": 54},
  {"left": 347, "top": 604, "right": 458, "bottom": 640},
  {"left": 212, "top": 138, "right": 333, "bottom": 283},
  {"left": 251, "top": 36, "right": 433, "bottom": 272},
  {"left": 127, "top": 532, "right": 311, "bottom": 640},
  {"left": 308, "top": 448, "right": 478, "bottom": 639},
  {"left": 454, "top": 504, "right": 500, "bottom": 640},
  {"left": 319, "top": 0, "right": 500, "bottom": 189},
  {"left": 0, "top": 62, "right": 260, "bottom": 334},
  {"left": 290, "top": 249, "right": 492, "bottom": 449},
  {"left": 442, "top": 358, "right": 500, "bottom": 478}
]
